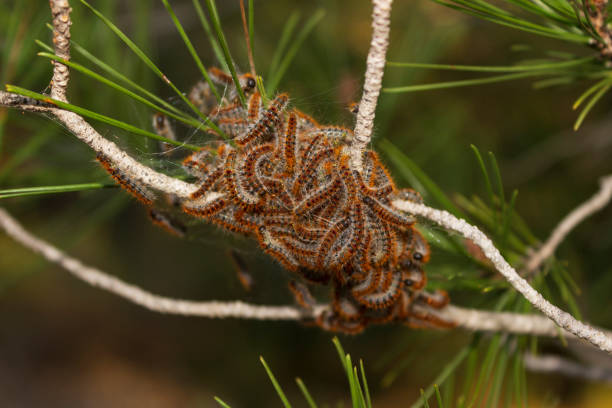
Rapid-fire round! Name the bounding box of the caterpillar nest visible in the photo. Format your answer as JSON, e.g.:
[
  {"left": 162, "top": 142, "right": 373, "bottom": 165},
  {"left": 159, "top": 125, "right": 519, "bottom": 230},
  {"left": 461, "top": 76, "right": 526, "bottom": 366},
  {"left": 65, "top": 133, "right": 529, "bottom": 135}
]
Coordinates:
[{"left": 99, "top": 68, "right": 453, "bottom": 333}]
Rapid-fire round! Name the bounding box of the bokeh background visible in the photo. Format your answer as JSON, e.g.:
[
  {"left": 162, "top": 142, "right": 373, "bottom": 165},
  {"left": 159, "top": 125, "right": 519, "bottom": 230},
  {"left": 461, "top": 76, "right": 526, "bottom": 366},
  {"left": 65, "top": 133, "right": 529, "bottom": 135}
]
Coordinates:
[{"left": 1, "top": 0, "right": 611, "bottom": 406}]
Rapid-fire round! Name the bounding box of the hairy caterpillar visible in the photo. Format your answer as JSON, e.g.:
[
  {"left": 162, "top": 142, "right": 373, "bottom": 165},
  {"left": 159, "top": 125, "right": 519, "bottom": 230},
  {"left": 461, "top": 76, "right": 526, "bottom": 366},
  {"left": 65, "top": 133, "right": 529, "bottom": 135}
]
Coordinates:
[{"left": 98, "top": 69, "right": 452, "bottom": 333}]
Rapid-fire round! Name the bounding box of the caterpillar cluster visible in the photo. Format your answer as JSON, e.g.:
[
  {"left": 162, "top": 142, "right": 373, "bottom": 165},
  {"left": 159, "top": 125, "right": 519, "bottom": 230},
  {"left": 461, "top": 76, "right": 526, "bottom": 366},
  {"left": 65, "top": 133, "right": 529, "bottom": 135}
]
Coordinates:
[{"left": 98, "top": 68, "right": 453, "bottom": 333}]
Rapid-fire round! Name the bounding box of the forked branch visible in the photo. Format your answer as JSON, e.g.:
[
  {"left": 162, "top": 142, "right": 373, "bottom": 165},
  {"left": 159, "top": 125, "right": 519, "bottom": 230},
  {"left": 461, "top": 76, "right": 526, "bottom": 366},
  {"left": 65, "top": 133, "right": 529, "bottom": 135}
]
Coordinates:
[
  {"left": 0, "top": 90, "right": 200, "bottom": 199},
  {"left": 3, "top": 206, "right": 612, "bottom": 342},
  {"left": 391, "top": 199, "right": 612, "bottom": 353},
  {"left": 524, "top": 353, "right": 612, "bottom": 384}
]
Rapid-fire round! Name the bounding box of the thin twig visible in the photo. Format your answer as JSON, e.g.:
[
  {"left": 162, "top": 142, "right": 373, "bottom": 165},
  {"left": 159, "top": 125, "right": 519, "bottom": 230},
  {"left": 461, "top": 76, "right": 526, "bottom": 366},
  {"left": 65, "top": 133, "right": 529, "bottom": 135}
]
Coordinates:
[
  {"left": 439, "top": 305, "right": 564, "bottom": 337},
  {"left": 524, "top": 174, "right": 612, "bottom": 274},
  {"left": 52, "top": 106, "right": 203, "bottom": 199},
  {"left": 3, "top": 206, "right": 612, "bottom": 342},
  {"left": 49, "top": 0, "right": 72, "bottom": 101},
  {"left": 524, "top": 353, "right": 612, "bottom": 384},
  {"left": 392, "top": 199, "right": 612, "bottom": 354},
  {"left": 0, "top": 207, "right": 309, "bottom": 320},
  {"left": 0, "top": 90, "right": 201, "bottom": 200},
  {"left": 0, "top": 92, "right": 56, "bottom": 111},
  {"left": 351, "top": 0, "right": 393, "bottom": 170}
]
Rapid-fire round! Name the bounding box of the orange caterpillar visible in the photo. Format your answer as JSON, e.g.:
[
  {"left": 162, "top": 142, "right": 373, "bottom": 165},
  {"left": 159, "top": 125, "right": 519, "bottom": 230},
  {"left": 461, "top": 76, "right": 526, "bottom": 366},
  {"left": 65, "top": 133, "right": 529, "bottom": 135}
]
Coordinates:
[{"left": 97, "top": 68, "right": 452, "bottom": 333}]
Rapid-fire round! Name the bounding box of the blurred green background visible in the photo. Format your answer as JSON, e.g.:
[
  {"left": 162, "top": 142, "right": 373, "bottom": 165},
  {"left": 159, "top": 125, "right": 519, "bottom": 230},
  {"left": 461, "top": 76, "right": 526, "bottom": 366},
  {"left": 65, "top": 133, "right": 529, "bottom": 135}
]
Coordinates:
[{"left": 1, "top": 0, "right": 611, "bottom": 406}]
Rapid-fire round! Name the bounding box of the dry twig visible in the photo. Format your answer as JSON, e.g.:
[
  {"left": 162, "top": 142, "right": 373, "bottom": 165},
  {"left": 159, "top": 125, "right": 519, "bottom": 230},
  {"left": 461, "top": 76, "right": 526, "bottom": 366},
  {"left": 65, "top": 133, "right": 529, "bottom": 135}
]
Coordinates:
[
  {"left": 524, "top": 353, "right": 612, "bottom": 384},
  {"left": 392, "top": 199, "right": 612, "bottom": 353},
  {"left": 0, "top": 207, "right": 309, "bottom": 320},
  {"left": 351, "top": 0, "right": 393, "bottom": 170},
  {"left": 4, "top": 205, "right": 612, "bottom": 342},
  {"left": 49, "top": 0, "right": 72, "bottom": 101},
  {"left": 524, "top": 174, "right": 612, "bottom": 274},
  {"left": 0, "top": 90, "right": 200, "bottom": 200}
]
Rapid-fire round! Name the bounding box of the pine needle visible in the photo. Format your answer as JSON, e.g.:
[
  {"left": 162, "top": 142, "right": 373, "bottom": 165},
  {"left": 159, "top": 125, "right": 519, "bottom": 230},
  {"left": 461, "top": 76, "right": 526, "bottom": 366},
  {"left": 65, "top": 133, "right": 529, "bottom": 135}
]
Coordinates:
[{"left": 6, "top": 85, "right": 200, "bottom": 151}]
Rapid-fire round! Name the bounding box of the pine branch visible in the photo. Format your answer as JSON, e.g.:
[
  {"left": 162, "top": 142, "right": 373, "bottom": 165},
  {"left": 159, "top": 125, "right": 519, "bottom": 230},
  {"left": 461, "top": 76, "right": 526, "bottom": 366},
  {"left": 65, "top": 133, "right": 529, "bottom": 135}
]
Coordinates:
[
  {"left": 351, "top": 0, "right": 393, "bottom": 170},
  {"left": 392, "top": 199, "right": 612, "bottom": 353},
  {"left": 524, "top": 353, "right": 612, "bottom": 384},
  {"left": 49, "top": 0, "right": 71, "bottom": 101},
  {"left": 3, "top": 205, "right": 612, "bottom": 343},
  {"left": 0, "top": 90, "right": 199, "bottom": 199}
]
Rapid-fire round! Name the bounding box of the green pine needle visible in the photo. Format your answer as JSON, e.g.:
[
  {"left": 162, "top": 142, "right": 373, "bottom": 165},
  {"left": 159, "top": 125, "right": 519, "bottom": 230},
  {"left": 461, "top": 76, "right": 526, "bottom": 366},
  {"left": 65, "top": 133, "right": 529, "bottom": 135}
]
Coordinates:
[
  {"left": 267, "top": 11, "right": 300, "bottom": 85},
  {"left": 260, "top": 356, "right": 292, "bottom": 408},
  {"left": 485, "top": 347, "right": 509, "bottom": 408},
  {"left": 470, "top": 145, "right": 495, "bottom": 208},
  {"left": 332, "top": 337, "right": 349, "bottom": 371},
  {"left": 78, "top": 0, "right": 224, "bottom": 137},
  {"left": 34, "top": 38, "right": 54, "bottom": 53},
  {"left": 256, "top": 75, "right": 269, "bottom": 106},
  {"left": 295, "top": 377, "right": 318, "bottom": 408},
  {"left": 77, "top": 0, "right": 172, "bottom": 87},
  {"left": 557, "top": 263, "right": 582, "bottom": 295},
  {"left": 6, "top": 85, "right": 200, "bottom": 151},
  {"left": 456, "top": 194, "right": 528, "bottom": 254},
  {"left": 39, "top": 29, "right": 203, "bottom": 120},
  {"left": 460, "top": 341, "right": 480, "bottom": 405},
  {"left": 37, "top": 52, "right": 203, "bottom": 129},
  {"left": 67, "top": 39, "right": 189, "bottom": 119},
  {"left": 487, "top": 150, "right": 506, "bottom": 237},
  {"left": 512, "top": 354, "right": 525, "bottom": 407},
  {"left": 354, "top": 365, "right": 368, "bottom": 408},
  {"left": 500, "top": 189, "right": 519, "bottom": 252},
  {"left": 550, "top": 264, "right": 583, "bottom": 319},
  {"left": 359, "top": 360, "right": 373, "bottom": 408},
  {"left": 345, "top": 354, "right": 360, "bottom": 408},
  {"left": 418, "top": 225, "right": 464, "bottom": 255},
  {"left": 434, "top": 384, "right": 444, "bottom": 408},
  {"left": 192, "top": 0, "right": 228, "bottom": 71},
  {"left": 333, "top": 337, "right": 364, "bottom": 408},
  {"left": 214, "top": 396, "right": 233, "bottom": 408},
  {"left": 266, "top": 9, "right": 325, "bottom": 94},
  {"left": 420, "top": 389, "right": 431, "bottom": 408},
  {"left": 411, "top": 346, "right": 471, "bottom": 408},
  {"left": 0, "top": 183, "right": 113, "bottom": 200},
  {"left": 161, "top": 0, "right": 221, "bottom": 102},
  {"left": 467, "top": 335, "right": 503, "bottom": 407},
  {"left": 380, "top": 139, "right": 466, "bottom": 218},
  {"left": 572, "top": 78, "right": 610, "bottom": 110},
  {"left": 431, "top": 0, "right": 590, "bottom": 43},
  {"left": 532, "top": 75, "right": 577, "bottom": 89},
  {"left": 386, "top": 56, "right": 594, "bottom": 72},
  {"left": 204, "top": 0, "right": 247, "bottom": 107},
  {"left": 573, "top": 81, "right": 612, "bottom": 130},
  {"left": 384, "top": 71, "right": 555, "bottom": 93},
  {"left": 488, "top": 151, "right": 505, "bottom": 203}
]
